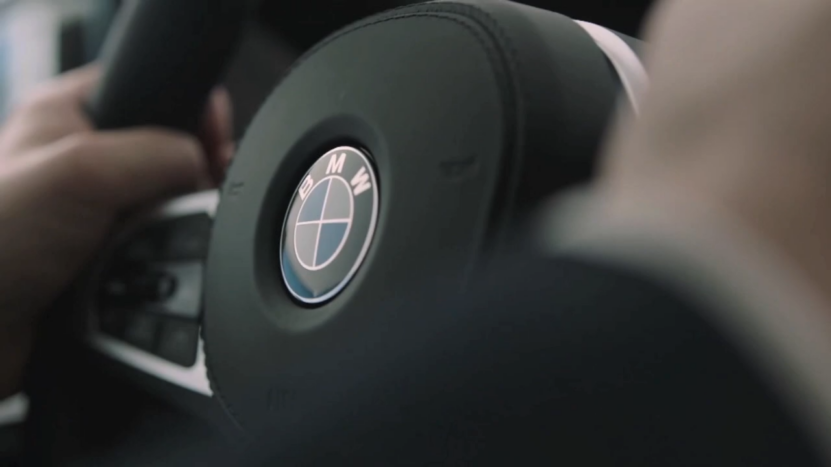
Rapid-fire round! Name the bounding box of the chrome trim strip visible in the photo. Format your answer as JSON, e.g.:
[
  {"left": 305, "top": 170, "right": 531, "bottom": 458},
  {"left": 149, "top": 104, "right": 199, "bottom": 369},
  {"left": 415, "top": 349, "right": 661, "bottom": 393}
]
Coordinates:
[
  {"left": 574, "top": 20, "right": 648, "bottom": 115},
  {"left": 0, "top": 393, "right": 28, "bottom": 426}
]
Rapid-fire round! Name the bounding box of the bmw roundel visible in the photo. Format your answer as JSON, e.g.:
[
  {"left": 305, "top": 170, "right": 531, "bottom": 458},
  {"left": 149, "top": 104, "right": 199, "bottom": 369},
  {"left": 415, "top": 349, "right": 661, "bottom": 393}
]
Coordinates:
[{"left": 280, "top": 146, "right": 379, "bottom": 304}]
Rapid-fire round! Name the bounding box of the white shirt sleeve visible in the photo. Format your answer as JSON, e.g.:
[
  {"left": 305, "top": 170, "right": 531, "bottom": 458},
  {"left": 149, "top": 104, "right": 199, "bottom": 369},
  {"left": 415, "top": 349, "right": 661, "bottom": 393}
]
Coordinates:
[{"left": 536, "top": 186, "right": 831, "bottom": 462}]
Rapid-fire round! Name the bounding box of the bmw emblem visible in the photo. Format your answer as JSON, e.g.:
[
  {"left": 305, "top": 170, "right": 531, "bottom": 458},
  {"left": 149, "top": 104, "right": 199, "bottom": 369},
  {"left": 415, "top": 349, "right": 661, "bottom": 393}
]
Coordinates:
[{"left": 280, "top": 146, "right": 380, "bottom": 304}]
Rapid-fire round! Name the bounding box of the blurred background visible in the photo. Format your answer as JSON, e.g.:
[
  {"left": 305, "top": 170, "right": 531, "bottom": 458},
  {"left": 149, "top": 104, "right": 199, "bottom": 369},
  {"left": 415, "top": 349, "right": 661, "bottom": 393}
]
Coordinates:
[{"left": 0, "top": 0, "right": 653, "bottom": 464}]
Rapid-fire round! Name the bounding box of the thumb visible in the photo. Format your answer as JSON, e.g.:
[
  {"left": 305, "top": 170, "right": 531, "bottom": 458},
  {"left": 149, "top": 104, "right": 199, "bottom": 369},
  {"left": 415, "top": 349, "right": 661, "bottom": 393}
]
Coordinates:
[{"left": 47, "top": 128, "right": 209, "bottom": 211}]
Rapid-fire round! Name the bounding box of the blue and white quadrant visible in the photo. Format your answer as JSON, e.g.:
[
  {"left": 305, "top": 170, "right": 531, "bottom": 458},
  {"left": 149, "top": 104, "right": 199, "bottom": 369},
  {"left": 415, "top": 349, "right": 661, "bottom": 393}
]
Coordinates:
[{"left": 293, "top": 176, "right": 354, "bottom": 271}]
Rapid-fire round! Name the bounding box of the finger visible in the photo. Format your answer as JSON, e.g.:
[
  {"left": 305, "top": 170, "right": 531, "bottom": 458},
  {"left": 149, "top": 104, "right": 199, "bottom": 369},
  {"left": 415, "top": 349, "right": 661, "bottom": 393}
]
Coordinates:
[
  {"left": 49, "top": 64, "right": 102, "bottom": 104},
  {"left": 21, "top": 64, "right": 101, "bottom": 111},
  {"left": 44, "top": 128, "right": 209, "bottom": 211},
  {"left": 0, "top": 66, "right": 102, "bottom": 154},
  {"left": 199, "top": 87, "right": 235, "bottom": 185}
]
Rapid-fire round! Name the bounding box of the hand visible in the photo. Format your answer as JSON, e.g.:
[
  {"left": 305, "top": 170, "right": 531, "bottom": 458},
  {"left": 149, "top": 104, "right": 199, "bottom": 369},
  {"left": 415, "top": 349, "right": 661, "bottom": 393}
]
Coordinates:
[
  {"left": 594, "top": 0, "right": 831, "bottom": 300},
  {"left": 0, "top": 65, "right": 234, "bottom": 398}
]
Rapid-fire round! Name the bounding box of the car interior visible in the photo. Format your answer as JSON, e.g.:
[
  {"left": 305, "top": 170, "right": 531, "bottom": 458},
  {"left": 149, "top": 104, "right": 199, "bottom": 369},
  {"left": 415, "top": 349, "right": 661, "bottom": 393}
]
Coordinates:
[{"left": 0, "top": 0, "right": 675, "bottom": 465}]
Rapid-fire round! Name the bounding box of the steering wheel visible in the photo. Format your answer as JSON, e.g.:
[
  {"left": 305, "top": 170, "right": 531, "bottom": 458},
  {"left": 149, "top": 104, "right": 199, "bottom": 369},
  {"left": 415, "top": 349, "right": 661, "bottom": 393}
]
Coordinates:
[{"left": 21, "top": 0, "right": 825, "bottom": 465}]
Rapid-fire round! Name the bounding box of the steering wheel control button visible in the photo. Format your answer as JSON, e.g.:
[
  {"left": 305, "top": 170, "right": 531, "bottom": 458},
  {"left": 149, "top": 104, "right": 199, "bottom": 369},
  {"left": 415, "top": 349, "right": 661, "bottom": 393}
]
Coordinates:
[
  {"left": 97, "top": 262, "right": 203, "bottom": 322},
  {"left": 156, "top": 320, "right": 199, "bottom": 367},
  {"left": 114, "top": 214, "right": 211, "bottom": 265},
  {"left": 131, "top": 271, "right": 178, "bottom": 302},
  {"left": 122, "top": 312, "right": 160, "bottom": 351},
  {"left": 280, "top": 146, "right": 379, "bottom": 304},
  {"left": 99, "top": 272, "right": 141, "bottom": 307},
  {"left": 163, "top": 214, "right": 212, "bottom": 261},
  {"left": 154, "top": 274, "right": 178, "bottom": 301},
  {"left": 158, "top": 262, "right": 203, "bottom": 319}
]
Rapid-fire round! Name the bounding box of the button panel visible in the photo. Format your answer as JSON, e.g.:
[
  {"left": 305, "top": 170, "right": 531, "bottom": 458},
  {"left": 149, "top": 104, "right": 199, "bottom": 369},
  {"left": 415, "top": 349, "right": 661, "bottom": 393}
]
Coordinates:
[{"left": 94, "top": 213, "right": 211, "bottom": 367}]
